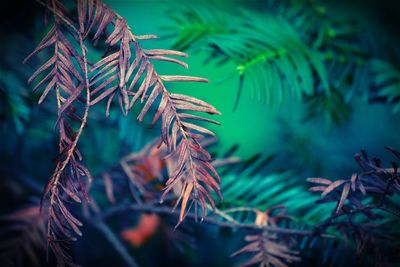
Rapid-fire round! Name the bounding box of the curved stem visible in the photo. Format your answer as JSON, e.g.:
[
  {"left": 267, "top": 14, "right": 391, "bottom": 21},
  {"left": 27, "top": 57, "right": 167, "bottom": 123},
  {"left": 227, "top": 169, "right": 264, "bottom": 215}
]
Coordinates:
[
  {"left": 91, "top": 219, "right": 139, "bottom": 267},
  {"left": 48, "top": 37, "right": 91, "bottom": 206},
  {"left": 45, "top": 5, "right": 91, "bottom": 250}
]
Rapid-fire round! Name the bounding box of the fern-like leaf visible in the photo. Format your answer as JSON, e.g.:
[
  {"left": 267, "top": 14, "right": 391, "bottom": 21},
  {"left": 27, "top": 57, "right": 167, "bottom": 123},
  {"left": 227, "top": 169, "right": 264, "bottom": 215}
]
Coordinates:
[
  {"left": 166, "top": 5, "right": 330, "bottom": 109},
  {"left": 77, "top": 0, "right": 221, "bottom": 225},
  {"left": 231, "top": 232, "right": 301, "bottom": 267}
]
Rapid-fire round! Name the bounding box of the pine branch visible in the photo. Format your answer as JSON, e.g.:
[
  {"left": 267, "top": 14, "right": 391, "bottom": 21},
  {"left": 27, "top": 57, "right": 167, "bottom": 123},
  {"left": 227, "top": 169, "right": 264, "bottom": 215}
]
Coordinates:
[
  {"left": 165, "top": 4, "right": 330, "bottom": 109},
  {"left": 164, "top": 1, "right": 386, "bottom": 121},
  {"left": 77, "top": 0, "right": 221, "bottom": 225}
]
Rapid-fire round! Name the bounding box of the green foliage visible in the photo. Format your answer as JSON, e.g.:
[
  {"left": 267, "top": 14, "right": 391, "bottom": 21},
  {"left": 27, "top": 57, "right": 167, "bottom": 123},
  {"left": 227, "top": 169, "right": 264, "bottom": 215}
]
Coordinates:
[
  {"left": 164, "top": 4, "right": 232, "bottom": 51},
  {"left": 220, "top": 172, "right": 332, "bottom": 225},
  {"left": 167, "top": 4, "right": 330, "bottom": 110},
  {"left": 370, "top": 59, "right": 400, "bottom": 113},
  {"left": 164, "top": 0, "right": 400, "bottom": 128},
  {"left": 218, "top": 11, "right": 329, "bottom": 107}
]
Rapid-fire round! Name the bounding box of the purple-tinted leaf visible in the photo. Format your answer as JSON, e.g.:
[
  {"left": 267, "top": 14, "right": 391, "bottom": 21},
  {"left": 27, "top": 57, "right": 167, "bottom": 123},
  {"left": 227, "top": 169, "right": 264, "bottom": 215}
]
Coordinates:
[
  {"left": 23, "top": 28, "right": 57, "bottom": 64},
  {"left": 309, "top": 186, "right": 327, "bottom": 192},
  {"left": 351, "top": 173, "right": 357, "bottom": 192},
  {"left": 105, "top": 18, "right": 125, "bottom": 45},
  {"left": 28, "top": 55, "right": 57, "bottom": 84},
  {"left": 58, "top": 86, "right": 84, "bottom": 115},
  {"left": 160, "top": 75, "right": 208, "bottom": 83},
  {"left": 77, "top": 0, "right": 87, "bottom": 33},
  {"left": 33, "top": 69, "right": 56, "bottom": 92},
  {"left": 93, "top": 8, "right": 113, "bottom": 41},
  {"left": 321, "top": 180, "right": 346, "bottom": 197},
  {"left": 137, "top": 85, "right": 161, "bottom": 122},
  {"left": 91, "top": 52, "right": 119, "bottom": 72},
  {"left": 135, "top": 34, "right": 159, "bottom": 40},
  {"left": 306, "top": 177, "right": 332, "bottom": 185},
  {"left": 38, "top": 76, "right": 57, "bottom": 104},
  {"left": 180, "top": 113, "right": 220, "bottom": 125},
  {"left": 170, "top": 93, "right": 215, "bottom": 109},
  {"left": 90, "top": 65, "right": 118, "bottom": 86},
  {"left": 148, "top": 55, "right": 188, "bottom": 69},
  {"left": 151, "top": 93, "right": 168, "bottom": 125},
  {"left": 144, "top": 49, "right": 188, "bottom": 58},
  {"left": 336, "top": 183, "right": 350, "bottom": 214},
  {"left": 182, "top": 122, "right": 215, "bottom": 136},
  {"left": 386, "top": 146, "right": 400, "bottom": 159},
  {"left": 127, "top": 60, "right": 147, "bottom": 92}
]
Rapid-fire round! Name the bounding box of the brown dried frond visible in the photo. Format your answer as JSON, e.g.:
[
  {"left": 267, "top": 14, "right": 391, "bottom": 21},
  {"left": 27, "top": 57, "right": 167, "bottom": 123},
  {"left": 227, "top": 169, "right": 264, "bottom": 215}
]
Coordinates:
[
  {"left": 25, "top": 0, "right": 92, "bottom": 265},
  {"left": 78, "top": 0, "right": 222, "bottom": 224},
  {"left": 231, "top": 232, "right": 301, "bottom": 267},
  {"left": 120, "top": 137, "right": 230, "bottom": 223}
]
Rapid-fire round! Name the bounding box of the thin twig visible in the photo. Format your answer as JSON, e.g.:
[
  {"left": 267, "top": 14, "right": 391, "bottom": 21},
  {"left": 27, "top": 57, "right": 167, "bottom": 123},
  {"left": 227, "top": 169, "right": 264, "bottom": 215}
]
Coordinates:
[
  {"left": 100, "top": 202, "right": 333, "bottom": 237},
  {"left": 91, "top": 219, "right": 140, "bottom": 267}
]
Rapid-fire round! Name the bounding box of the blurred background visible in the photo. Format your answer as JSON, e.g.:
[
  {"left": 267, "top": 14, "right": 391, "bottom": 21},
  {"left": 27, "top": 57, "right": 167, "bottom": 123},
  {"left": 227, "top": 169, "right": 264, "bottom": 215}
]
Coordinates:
[{"left": 1, "top": 0, "right": 400, "bottom": 266}]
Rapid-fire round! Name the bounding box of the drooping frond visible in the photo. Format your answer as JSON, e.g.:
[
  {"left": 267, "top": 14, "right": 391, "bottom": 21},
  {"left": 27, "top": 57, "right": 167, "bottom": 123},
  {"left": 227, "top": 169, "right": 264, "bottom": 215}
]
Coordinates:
[
  {"left": 24, "top": 1, "right": 92, "bottom": 265},
  {"left": 76, "top": 0, "right": 221, "bottom": 225}
]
